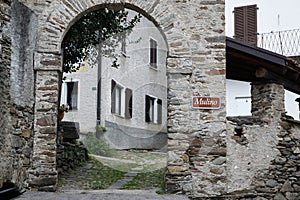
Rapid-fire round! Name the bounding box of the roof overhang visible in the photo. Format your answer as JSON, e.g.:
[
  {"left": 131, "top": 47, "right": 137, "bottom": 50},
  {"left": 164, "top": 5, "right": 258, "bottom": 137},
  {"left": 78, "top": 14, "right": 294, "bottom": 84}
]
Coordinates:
[{"left": 226, "top": 37, "right": 300, "bottom": 94}]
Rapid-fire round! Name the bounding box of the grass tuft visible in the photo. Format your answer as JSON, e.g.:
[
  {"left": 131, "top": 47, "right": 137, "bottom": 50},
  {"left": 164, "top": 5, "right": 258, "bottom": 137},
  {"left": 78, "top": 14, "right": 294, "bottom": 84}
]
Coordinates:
[{"left": 121, "top": 167, "right": 166, "bottom": 193}]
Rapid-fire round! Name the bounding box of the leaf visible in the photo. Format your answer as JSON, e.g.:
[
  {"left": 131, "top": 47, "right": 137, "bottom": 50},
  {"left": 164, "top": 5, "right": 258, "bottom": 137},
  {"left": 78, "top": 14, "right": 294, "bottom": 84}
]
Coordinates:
[{"left": 62, "top": 8, "right": 141, "bottom": 73}]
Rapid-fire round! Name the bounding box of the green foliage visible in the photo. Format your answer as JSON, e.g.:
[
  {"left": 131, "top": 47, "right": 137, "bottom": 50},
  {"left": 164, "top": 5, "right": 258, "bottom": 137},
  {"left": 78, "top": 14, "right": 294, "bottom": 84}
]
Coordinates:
[
  {"left": 62, "top": 8, "right": 141, "bottom": 73},
  {"left": 91, "top": 181, "right": 105, "bottom": 190},
  {"left": 121, "top": 167, "right": 166, "bottom": 192},
  {"left": 83, "top": 132, "right": 115, "bottom": 157},
  {"left": 88, "top": 156, "right": 125, "bottom": 189},
  {"left": 58, "top": 156, "right": 126, "bottom": 190},
  {"left": 97, "top": 125, "right": 107, "bottom": 133}
]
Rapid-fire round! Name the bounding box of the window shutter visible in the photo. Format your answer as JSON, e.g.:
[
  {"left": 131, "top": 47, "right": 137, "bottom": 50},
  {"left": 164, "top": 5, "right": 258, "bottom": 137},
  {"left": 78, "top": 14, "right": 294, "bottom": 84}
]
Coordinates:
[
  {"left": 125, "top": 88, "right": 132, "bottom": 119},
  {"left": 234, "top": 4, "right": 257, "bottom": 45},
  {"left": 145, "top": 95, "right": 150, "bottom": 122},
  {"left": 111, "top": 80, "right": 116, "bottom": 113},
  {"left": 157, "top": 99, "right": 162, "bottom": 124}
]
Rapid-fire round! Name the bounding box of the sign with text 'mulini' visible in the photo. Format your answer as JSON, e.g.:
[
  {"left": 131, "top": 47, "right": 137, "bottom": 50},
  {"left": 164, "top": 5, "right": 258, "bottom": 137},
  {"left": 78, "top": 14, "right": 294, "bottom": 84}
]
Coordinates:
[{"left": 192, "top": 96, "right": 221, "bottom": 109}]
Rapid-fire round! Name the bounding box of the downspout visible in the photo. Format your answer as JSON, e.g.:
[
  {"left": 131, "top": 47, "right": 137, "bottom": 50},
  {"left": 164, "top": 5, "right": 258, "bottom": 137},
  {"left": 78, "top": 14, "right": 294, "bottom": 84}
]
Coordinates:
[{"left": 96, "top": 45, "right": 102, "bottom": 125}]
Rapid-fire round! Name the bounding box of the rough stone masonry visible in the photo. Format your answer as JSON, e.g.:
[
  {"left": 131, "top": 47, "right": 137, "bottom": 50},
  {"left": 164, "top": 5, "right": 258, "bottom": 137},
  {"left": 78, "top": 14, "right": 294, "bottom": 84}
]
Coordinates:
[
  {"left": 6, "top": 0, "right": 298, "bottom": 199},
  {"left": 0, "top": 0, "right": 226, "bottom": 196}
]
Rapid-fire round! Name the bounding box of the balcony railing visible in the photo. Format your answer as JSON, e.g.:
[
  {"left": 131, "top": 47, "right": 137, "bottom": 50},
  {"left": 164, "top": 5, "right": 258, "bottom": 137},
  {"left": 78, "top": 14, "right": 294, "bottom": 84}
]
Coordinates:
[{"left": 257, "top": 29, "right": 300, "bottom": 57}]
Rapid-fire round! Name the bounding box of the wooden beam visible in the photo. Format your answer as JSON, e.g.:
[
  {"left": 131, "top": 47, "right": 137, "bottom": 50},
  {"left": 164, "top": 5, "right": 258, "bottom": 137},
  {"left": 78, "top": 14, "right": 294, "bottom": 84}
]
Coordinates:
[
  {"left": 255, "top": 67, "right": 268, "bottom": 78},
  {"left": 289, "top": 72, "right": 300, "bottom": 81},
  {"left": 255, "top": 67, "right": 300, "bottom": 94}
]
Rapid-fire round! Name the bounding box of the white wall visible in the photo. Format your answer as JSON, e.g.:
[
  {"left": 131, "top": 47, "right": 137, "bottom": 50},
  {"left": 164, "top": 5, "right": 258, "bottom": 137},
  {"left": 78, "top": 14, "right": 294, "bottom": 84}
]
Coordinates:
[
  {"left": 62, "top": 63, "right": 98, "bottom": 133},
  {"left": 226, "top": 79, "right": 251, "bottom": 116},
  {"left": 285, "top": 90, "right": 299, "bottom": 120},
  {"left": 61, "top": 10, "right": 168, "bottom": 135},
  {"left": 226, "top": 79, "right": 300, "bottom": 120},
  {"left": 100, "top": 10, "right": 168, "bottom": 133}
]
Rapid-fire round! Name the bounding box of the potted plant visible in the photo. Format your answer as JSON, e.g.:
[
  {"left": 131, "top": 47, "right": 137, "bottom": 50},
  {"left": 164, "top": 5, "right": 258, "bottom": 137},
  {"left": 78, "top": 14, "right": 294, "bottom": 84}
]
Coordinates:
[{"left": 58, "top": 104, "right": 69, "bottom": 121}]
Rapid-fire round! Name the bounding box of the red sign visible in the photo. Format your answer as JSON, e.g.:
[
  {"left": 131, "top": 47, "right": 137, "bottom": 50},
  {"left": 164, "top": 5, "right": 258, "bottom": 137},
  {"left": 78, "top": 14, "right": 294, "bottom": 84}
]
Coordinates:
[{"left": 192, "top": 97, "right": 221, "bottom": 109}]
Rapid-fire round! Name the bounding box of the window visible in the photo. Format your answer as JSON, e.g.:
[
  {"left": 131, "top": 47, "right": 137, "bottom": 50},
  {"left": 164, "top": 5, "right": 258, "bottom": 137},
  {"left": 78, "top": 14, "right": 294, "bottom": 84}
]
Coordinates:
[
  {"left": 111, "top": 80, "right": 132, "bottom": 119},
  {"left": 150, "top": 38, "right": 157, "bottom": 68},
  {"left": 145, "top": 95, "right": 162, "bottom": 124},
  {"left": 121, "top": 36, "right": 126, "bottom": 55},
  {"left": 111, "top": 80, "right": 122, "bottom": 115},
  {"left": 61, "top": 81, "right": 78, "bottom": 110},
  {"left": 125, "top": 88, "right": 133, "bottom": 119}
]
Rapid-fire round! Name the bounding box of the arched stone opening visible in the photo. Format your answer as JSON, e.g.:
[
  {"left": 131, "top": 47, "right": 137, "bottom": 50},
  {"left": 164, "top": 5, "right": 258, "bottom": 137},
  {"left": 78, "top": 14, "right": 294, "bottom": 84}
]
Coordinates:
[
  {"left": 59, "top": 8, "right": 169, "bottom": 151},
  {"left": 2, "top": 0, "right": 226, "bottom": 197},
  {"left": 31, "top": 1, "right": 174, "bottom": 192}
]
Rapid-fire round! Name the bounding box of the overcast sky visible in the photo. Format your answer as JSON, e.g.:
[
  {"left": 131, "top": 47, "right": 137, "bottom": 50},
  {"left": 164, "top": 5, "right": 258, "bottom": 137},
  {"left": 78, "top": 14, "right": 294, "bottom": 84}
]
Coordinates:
[
  {"left": 226, "top": 0, "right": 300, "bottom": 37},
  {"left": 226, "top": 0, "right": 300, "bottom": 119}
]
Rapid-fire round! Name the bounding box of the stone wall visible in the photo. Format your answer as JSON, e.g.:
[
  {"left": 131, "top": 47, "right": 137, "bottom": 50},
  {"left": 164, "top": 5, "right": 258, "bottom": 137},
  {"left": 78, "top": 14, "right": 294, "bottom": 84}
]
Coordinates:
[
  {"left": 15, "top": 0, "right": 226, "bottom": 196},
  {"left": 57, "top": 142, "right": 88, "bottom": 174},
  {"left": 227, "top": 82, "right": 300, "bottom": 199},
  {"left": 2, "top": 1, "right": 300, "bottom": 199},
  {"left": 0, "top": 0, "right": 13, "bottom": 189},
  {"left": 165, "top": 1, "right": 226, "bottom": 197},
  {"left": 0, "top": 0, "right": 36, "bottom": 190},
  {"left": 2, "top": 0, "right": 227, "bottom": 197},
  {"left": 250, "top": 118, "right": 300, "bottom": 199}
]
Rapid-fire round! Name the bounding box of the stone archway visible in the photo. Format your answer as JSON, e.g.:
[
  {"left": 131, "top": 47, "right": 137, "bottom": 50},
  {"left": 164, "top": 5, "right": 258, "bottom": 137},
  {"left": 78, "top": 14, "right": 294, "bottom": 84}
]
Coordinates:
[{"left": 14, "top": 0, "right": 225, "bottom": 196}]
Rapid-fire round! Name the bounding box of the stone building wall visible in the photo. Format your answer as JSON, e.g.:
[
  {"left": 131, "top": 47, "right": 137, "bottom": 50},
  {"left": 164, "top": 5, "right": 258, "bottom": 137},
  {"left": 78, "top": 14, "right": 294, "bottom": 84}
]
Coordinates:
[
  {"left": 14, "top": 0, "right": 226, "bottom": 196},
  {"left": 227, "top": 82, "right": 300, "bottom": 199},
  {"left": 57, "top": 142, "right": 88, "bottom": 174},
  {"left": 0, "top": 0, "right": 36, "bottom": 190},
  {"left": 0, "top": 0, "right": 13, "bottom": 189},
  {"left": 2, "top": 1, "right": 300, "bottom": 199}
]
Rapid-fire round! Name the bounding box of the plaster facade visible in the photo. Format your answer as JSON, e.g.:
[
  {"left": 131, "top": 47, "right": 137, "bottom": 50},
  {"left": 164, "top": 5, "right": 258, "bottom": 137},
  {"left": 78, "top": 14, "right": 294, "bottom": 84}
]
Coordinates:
[
  {"left": 61, "top": 11, "right": 168, "bottom": 150},
  {"left": 61, "top": 62, "right": 98, "bottom": 134}
]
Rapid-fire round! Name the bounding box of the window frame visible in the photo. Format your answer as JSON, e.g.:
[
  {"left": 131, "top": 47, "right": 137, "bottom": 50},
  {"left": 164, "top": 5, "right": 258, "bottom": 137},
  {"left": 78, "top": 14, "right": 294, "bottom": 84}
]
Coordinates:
[
  {"left": 121, "top": 36, "right": 126, "bottom": 56},
  {"left": 111, "top": 80, "right": 124, "bottom": 116},
  {"left": 150, "top": 38, "right": 158, "bottom": 68},
  {"left": 62, "top": 80, "right": 79, "bottom": 111},
  {"left": 145, "top": 95, "right": 162, "bottom": 124}
]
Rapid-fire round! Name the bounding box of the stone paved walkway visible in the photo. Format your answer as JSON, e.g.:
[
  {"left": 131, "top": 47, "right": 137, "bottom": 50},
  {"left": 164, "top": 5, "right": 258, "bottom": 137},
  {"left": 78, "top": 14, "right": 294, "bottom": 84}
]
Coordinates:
[
  {"left": 57, "top": 151, "right": 167, "bottom": 190},
  {"left": 15, "top": 190, "right": 189, "bottom": 200},
  {"left": 108, "top": 172, "right": 137, "bottom": 189},
  {"left": 15, "top": 151, "right": 190, "bottom": 199}
]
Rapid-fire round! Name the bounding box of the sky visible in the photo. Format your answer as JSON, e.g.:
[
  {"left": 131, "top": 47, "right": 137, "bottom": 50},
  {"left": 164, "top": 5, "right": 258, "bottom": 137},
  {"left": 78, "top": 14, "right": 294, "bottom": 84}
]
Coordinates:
[
  {"left": 225, "top": 0, "right": 300, "bottom": 119},
  {"left": 226, "top": 0, "right": 300, "bottom": 37}
]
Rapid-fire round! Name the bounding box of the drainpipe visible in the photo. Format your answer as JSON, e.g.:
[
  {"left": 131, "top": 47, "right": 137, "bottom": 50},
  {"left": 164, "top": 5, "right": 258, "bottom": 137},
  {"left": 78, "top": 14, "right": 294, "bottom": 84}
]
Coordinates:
[
  {"left": 96, "top": 45, "right": 102, "bottom": 127},
  {"left": 295, "top": 98, "right": 300, "bottom": 119}
]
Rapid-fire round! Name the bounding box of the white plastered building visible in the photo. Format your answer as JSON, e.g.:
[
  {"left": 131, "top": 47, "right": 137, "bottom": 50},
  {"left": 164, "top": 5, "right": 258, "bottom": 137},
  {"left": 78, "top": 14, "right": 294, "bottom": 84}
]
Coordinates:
[{"left": 61, "top": 10, "right": 168, "bottom": 150}]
